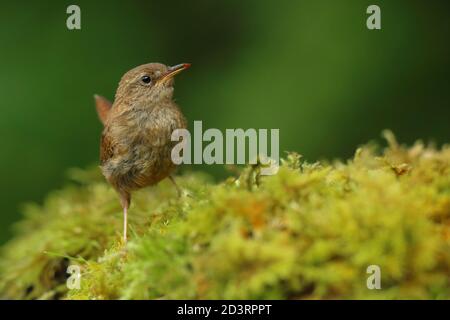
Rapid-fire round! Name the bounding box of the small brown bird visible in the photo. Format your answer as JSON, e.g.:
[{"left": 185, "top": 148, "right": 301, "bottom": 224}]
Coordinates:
[{"left": 94, "top": 62, "right": 190, "bottom": 243}]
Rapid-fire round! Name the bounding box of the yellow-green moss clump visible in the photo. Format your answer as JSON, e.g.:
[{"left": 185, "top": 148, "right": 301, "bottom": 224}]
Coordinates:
[{"left": 0, "top": 132, "right": 449, "bottom": 300}]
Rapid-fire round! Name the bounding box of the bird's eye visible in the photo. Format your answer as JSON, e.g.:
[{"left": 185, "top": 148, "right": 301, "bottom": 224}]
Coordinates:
[{"left": 141, "top": 75, "right": 152, "bottom": 84}]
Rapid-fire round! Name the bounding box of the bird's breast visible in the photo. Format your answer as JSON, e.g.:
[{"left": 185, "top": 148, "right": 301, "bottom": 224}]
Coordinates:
[
  {"left": 101, "top": 103, "right": 186, "bottom": 190},
  {"left": 111, "top": 103, "right": 186, "bottom": 145}
]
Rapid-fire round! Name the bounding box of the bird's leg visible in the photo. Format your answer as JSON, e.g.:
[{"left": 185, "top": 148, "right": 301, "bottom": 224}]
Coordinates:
[
  {"left": 169, "top": 175, "right": 182, "bottom": 198},
  {"left": 119, "top": 192, "right": 131, "bottom": 243},
  {"left": 123, "top": 206, "right": 128, "bottom": 242}
]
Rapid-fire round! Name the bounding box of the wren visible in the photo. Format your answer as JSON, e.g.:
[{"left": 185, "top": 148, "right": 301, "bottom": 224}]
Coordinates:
[{"left": 94, "top": 62, "right": 190, "bottom": 243}]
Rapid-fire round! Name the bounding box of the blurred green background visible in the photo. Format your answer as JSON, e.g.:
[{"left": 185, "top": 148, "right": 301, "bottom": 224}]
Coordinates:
[{"left": 0, "top": 0, "right": 449, "bottom": 243}]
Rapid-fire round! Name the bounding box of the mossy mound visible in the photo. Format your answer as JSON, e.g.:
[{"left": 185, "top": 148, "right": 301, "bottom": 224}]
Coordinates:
[{"left": 1, "top": 132, "right": 449, "bottom": 299}]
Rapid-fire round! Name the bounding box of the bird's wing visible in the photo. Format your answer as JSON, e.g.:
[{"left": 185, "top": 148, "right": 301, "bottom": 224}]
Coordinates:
[
  {"left": 94, "top": 95, "right": 112, "bottom": 125},
  {"left": 100, "top": 132, "right": 116, "bottom": 165}
]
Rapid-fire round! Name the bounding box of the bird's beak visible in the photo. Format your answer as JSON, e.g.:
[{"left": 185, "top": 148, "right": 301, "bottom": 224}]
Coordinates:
[{"left": 159, "top": 63, "right": 191, "bottom": 84}]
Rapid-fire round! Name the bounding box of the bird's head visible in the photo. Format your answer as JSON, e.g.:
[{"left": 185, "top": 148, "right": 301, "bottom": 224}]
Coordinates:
[{"left": 114, "top": 62, "right": 190, "bottom": 107}]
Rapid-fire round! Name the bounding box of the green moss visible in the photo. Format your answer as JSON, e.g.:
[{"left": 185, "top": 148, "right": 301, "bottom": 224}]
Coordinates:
[{"left": 1, "top": 132, "right": 449, "bottom": 299}]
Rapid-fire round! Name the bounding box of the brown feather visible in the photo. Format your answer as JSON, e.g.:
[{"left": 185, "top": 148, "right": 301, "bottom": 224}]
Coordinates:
[
  {"left": 100, "top": 131, "right": 115, "bottom": 165},
  {"left": 94, "top": 94, "right": 112, "bottom": 125}
]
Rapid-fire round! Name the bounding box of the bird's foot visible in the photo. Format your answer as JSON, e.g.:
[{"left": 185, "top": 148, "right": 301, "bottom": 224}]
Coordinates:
[{"left": 180, "top": 189, "right": 193, "bottom": 199}]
